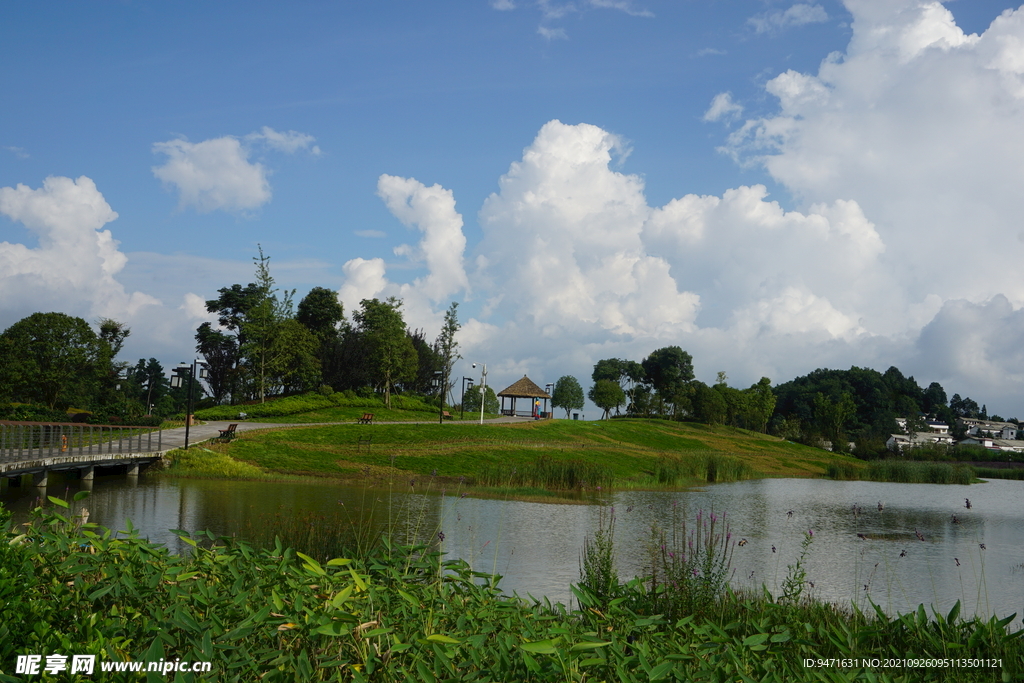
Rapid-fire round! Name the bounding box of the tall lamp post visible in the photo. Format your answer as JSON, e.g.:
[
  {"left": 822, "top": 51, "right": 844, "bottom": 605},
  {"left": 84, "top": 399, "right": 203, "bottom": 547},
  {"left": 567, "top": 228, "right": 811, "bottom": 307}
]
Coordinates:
[
  {"left": 545, "top": 383, "right": 554, "bottom": 419},
  {"left": 170, "top": 360, "right": 208, "bottom": 450},
  {"left": 472, "top": 363, "right": 487, "bottom": 425},
  {"left": 460, "top": 377, "right": 474, "bottom": 420}
]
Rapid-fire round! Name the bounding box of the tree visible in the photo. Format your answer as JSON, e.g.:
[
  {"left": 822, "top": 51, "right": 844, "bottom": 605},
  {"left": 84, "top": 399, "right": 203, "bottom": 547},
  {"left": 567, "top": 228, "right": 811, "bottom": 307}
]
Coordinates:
[
  {"left": 353, "top": 298, "right": 417, "bottom": 408},
  {"left": 551, "top": 375, "right": 585, "bottom": 418},
  {"left": 462, "top": 384, "right": 499, "bottom": 414},
  {"left": 692, "top": 382, "right": 727, "bottom": 425},
  {"left": 641, "top": 347, "right": 694, "bottom": 416},
  {"left": 97, "top": 318, "right": 131, "bottom": 357},
  {"left": 745, "top": 377, "right": 776, "bottom": 433},
  {"left": 268, "top": 319, "right": 322, "bottom": 395},
  {"left": 202, "top": 281, "right": 264, "bottom": 403},
  {"left": 296, "top": 287, "right": 344, "bottom": 342},
  {"left": 589, "top": 380, "right": 626, "bottom": 420},
  {"left": 814, "top": 391, "right": 856, "bottom": 452},
  {"left": 130, "top": 358, "right": 169, "bottom": 414},
  {"left": 242, "top": 246, "right": 296, "bottom": 403},
  {"left": 0, "top": 312, "right": 109, "bottom": 409},
  {"left": 195, "top": 323, "right": 239, "bottom": 403},
  {"left": 435, "top": 302, "right": 461, "bottom": 405}
]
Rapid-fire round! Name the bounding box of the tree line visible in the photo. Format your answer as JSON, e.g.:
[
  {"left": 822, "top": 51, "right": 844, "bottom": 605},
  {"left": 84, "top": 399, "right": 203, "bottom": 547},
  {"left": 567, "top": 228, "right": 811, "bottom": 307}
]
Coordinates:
[
  {"left": 195, "top": 247, "right": 460, "bottom": 409},
  {"left": 549, "top": 348, "right": 777, "bottom": 432}
]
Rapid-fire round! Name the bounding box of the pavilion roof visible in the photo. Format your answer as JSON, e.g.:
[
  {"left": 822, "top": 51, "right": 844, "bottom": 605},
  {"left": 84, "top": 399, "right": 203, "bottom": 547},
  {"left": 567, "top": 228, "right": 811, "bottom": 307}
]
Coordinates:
[{"left": 497, "top": 375, "right": 551, "bottom": 399}]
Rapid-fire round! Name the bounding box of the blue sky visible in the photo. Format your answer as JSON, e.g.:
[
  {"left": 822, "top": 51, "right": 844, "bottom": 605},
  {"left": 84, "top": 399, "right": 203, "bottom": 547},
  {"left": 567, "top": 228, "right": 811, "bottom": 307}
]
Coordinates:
[{"left": 3, "top": 1, "right": 1024, "bottom": 417}]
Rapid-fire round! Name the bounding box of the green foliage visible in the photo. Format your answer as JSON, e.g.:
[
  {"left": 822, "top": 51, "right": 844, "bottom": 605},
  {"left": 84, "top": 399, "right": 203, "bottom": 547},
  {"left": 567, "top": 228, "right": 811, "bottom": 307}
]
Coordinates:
[
  {"left": 0, "top": 312, "right": 112, "bottom": 410},
  {"left": 579, "top": 509, "right": 617, "bottom": 606},
  {"left": 588, "top": 379, "right": 625, "bottom": 419},
  {"left": 0, "top": 402, "right": 71, "bottom": 422},
  {"left": 6, "top": 497, "right": 1018, "bottom": 682},
  {"left": 461, "top": 384, "right": 498, "bottom": 415},
  {"left": 640, "top": 346, "right": 694, "bottom": 413},
  {"left": 866, "top": 460, "right": 975, "bottom": 484},
  {"left": 354, "top": 298, "right": 417, "bottom": 409},
  {"left": 296, "top": 286, "right": 345, "bottom": 341},
  {"left": 551, "top": 375, "right": 585, "bottom": 418},
  {"left": 825, "top": 461, "right": 861, "bottom": 480},
  {"left": 478, "top": 455, "right": 613, "bottom": 490}
]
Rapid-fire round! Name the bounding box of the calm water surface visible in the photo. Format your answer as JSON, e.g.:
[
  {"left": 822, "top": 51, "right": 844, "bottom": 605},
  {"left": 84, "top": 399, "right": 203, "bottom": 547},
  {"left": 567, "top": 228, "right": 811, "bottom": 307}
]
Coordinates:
[{"left": 3, "top": 473, "right": 1023, "bottom": 621}]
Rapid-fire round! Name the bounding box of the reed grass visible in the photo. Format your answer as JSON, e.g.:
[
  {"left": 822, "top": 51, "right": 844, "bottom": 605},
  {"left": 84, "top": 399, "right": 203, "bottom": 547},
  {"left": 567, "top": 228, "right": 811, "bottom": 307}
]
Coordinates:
[
  {"left": 867, "top": 459, "right": 974, "bottom": 484},
  {"left": 477, "top": 455, "right": 614, "bottom": 490}
]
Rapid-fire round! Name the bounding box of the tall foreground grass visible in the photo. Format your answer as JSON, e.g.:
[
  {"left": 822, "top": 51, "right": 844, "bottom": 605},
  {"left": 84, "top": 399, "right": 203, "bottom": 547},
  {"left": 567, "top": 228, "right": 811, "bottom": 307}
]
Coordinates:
[{"left": 2, "top": 496, "right": 1023, "bottom": 681}]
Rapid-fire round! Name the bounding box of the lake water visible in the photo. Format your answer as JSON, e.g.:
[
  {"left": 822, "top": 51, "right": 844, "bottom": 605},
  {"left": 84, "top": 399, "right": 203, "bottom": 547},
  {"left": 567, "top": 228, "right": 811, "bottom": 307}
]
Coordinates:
[{"left": 3, "top": 472, "right": 1023, "bottom": 621}]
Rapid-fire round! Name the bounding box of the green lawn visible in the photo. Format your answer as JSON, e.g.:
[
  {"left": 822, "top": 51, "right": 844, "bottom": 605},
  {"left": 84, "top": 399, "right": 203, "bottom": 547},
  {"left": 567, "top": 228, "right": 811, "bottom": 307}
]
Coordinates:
[{"left": 182, "top": 418, "right": 864, "bottom": 491}]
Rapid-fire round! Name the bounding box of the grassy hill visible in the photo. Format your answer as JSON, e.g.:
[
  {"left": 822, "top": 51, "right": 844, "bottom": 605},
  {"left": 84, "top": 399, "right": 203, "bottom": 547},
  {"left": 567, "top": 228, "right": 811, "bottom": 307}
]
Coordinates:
[{"left": 171, "top": 417, "right": 861, "bottom": 495}]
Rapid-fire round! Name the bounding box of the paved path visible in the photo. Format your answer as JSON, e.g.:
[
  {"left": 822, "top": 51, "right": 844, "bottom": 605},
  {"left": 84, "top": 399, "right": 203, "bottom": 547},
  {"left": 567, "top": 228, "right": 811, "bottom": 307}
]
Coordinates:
[{"left": 160, "top": 414, "right": 530, "bottom": 451}]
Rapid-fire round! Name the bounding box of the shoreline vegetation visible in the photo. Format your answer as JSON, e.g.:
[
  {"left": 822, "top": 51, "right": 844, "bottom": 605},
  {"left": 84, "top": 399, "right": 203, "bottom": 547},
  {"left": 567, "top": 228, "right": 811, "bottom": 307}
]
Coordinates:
[
  {"left": 161, "top": 418, "right": 828, "bottom": 496},
  {"left": 162, "top": 410, "right": 1021, "bottom": 496},
  {"left": 1, "top": 496, "right": 1020, "bottom": 682}
]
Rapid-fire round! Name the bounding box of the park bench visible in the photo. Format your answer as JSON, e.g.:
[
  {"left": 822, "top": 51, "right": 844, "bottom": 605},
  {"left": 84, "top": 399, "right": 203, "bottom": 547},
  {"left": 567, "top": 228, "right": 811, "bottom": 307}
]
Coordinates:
[
  {"left": 442, "top": 411, "right": 453, "bottom": 420},
  {"left": 358, "top": 413, "right": 374, "bottom": 425},
  {"left": 357, "top": 435, "right": 372, "bottom": 453},
  {"left": 217, "top": 423, "right": 239, "bottom": 442}
]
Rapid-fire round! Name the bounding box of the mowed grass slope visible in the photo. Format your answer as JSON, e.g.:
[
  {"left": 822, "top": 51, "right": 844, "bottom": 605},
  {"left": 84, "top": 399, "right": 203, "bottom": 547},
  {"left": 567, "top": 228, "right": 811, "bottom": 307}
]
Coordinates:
[{"left": 207, "top": 418, "right": 858, "bottom": 487}]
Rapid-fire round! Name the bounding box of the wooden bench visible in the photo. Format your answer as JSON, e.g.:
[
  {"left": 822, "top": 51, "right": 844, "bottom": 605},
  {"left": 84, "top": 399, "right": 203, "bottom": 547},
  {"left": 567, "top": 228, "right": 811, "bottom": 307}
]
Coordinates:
[
  {"left": 357, "top": 413, "right": 374, "bottom": 425},
  {"left": 217, "top": 423, "right": 239, "bottom": 442},
  {"left": 357, "top": 435, "right": 372, "bottom": 453},
  {"left": 442, "top": 411, "right": 453, "bottom": 420}
]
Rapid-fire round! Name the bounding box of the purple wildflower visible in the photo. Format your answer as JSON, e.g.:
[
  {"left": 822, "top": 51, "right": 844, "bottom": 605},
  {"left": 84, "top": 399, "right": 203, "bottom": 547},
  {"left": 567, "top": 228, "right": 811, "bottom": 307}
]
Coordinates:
[
  {"left": 437, "top": 531, "right": 445, "bottom": 542},
  {"left": 808, "top": 528, "right": 814, "bottom": 537}
]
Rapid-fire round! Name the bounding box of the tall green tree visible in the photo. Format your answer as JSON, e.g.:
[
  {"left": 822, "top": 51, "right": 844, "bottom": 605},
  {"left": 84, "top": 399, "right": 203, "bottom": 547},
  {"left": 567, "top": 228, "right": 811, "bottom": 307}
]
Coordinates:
[
  {"left": 589, "top": 380, "right": 625, "bottom": 420},
  {"left": 435, "top": 302, "right": 461, "bottom": 406},
  {"left": 353, "top": 298, "right": 417, "bottom": 408},
  {"left": 551, "top": 375, "right": 585, "bottom": 418},
  {"left": 641, "top": 347, "right": 694, "bottom": 416},
  {"left": 0, "top": 312, "right": 111, "bottom": 409},
  {"left": 814, "top": 391, "right": 856, "bottom": 452},
  {"left": 242, "top": 246, "right": 296, "bottom": 403},
  {"left": 745, "top": 377, "right": 776, "bottom": 433},
  {"left": 693, "top": 382, "right": 728, "bottom": 425},
  {"left": 195, "top": 323, "right": 238, "bottom": 403},
  {"left": 202, "top": 282, "right": 264, "bottom": 403}
]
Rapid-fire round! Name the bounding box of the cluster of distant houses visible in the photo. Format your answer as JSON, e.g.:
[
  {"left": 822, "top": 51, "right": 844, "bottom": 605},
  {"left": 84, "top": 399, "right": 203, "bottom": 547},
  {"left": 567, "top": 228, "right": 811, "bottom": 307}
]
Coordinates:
[{"left": 886, "top": 417, "right": 1024, "bottom": 454}]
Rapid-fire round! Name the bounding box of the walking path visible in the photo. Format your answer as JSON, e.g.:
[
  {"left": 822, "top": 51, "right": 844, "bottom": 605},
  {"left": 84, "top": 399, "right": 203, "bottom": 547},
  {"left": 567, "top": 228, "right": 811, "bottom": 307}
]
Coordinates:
[{"left": 159, "top": 414, "right": 529, "bottom": 451}]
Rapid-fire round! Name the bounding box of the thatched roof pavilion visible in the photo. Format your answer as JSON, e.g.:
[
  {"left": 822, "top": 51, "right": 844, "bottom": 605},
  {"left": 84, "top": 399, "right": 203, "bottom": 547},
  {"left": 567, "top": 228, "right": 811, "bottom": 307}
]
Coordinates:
[{"left": 497, "top": 375, "right": 552, "bottom": 418}]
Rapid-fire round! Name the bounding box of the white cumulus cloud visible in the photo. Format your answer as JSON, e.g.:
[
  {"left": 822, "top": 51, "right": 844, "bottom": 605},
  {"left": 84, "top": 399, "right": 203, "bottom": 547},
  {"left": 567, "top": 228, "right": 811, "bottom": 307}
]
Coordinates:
[
  {"left": 152, "top": 127, "right": 319, "bottom": 214},
  {"left": 0, "top": 176, "right": 160, "bottom": 321}
]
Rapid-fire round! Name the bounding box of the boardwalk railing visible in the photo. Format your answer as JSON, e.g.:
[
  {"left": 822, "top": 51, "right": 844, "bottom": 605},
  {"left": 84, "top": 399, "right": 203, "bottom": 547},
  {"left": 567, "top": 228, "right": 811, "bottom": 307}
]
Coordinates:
[{"left": 0, "top": 420, "right": 163, "bottom": 463}]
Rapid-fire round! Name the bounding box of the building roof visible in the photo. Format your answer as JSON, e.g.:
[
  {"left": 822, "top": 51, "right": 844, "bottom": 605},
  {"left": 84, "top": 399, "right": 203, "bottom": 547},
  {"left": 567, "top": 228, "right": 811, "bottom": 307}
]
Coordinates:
[{"left": 497, "top": 375, "right": 551, "bottom": 399}]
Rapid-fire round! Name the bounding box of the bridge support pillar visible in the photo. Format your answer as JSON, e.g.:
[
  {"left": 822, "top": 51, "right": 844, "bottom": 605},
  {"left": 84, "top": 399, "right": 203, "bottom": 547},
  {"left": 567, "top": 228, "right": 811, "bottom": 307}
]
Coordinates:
[
  {"left": 33, "top": 469, "right": 48, "bottom": 487},
  {"left": 81, "top": 465, "right": 95, "bottom": 481},
  {"left": 126, "top": 462, "right": 139, "bottom": 477}
]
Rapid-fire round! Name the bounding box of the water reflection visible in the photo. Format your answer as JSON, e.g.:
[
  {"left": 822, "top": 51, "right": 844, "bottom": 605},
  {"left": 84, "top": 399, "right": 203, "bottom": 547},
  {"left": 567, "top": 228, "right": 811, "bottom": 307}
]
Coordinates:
[{"left": 3, "top": 472, "right": 1022, "bottom": 620}]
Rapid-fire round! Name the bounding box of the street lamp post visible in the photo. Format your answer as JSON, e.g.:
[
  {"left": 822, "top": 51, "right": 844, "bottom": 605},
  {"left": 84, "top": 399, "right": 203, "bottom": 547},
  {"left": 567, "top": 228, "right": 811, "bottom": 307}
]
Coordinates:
[
  {"left": 460, "top": 377, "right": 474, "bottom": 420},
  {"left": 170, "top": 360, "right": 208, "bottom": 450},
  {"left": 472, "top": 363, "right": 487, "bottom": 425},
  {"left": 545, "top": 383, "right": 554, "bottom": 419}
]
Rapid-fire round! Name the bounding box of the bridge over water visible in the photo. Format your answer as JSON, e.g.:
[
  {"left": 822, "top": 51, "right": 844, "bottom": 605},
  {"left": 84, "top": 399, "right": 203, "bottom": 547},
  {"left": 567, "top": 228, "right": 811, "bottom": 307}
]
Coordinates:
[{"left": 0, "top": 421, "right": 165, "bottom": 487}]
